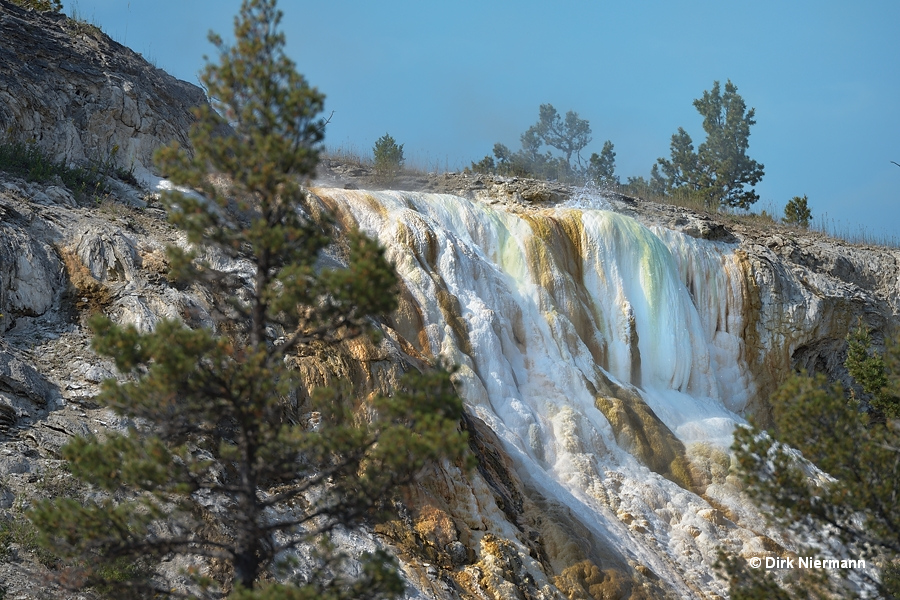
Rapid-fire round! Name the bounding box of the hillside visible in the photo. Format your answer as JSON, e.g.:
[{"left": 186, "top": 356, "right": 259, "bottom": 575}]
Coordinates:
[{"left": 1, "top": 2, "right": 898, "bottom": 598}]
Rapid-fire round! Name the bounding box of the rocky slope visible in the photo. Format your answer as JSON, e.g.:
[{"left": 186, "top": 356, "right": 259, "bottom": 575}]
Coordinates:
[
  {"left": 1, "top": 3, "right": 899, "bottom": 599},
  {"left": 0, "top": 0, "right": 204, "bottom": 181}
]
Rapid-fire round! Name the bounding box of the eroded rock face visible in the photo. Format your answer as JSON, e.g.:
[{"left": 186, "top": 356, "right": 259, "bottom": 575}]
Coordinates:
[
  {"left": 0, "top": 183, "right": 66, "bottom": 333},
  {"left": 0, "top": 0, "right": 205, "bottom": 178},
  {"left": 730, "top": 232, "right": 900, "bottom": 426},
  {"left": 3, "top": 166, "right": 899, "bottom": 599},
  {"left": 1, "top": 6, "right": 899, "bottom": 596}
]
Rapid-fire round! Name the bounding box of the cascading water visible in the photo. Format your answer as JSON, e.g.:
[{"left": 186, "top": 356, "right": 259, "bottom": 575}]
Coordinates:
[{"left": 316, "top": 187, "right": 777, "bottom": 598}]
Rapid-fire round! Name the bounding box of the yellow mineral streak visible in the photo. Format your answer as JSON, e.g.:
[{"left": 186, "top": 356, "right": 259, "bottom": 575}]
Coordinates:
[
  {"left": 733, "top": 249, "right": 773, "bottom": 427},
  {"left": 554, "top": 560, "right": 654, "bottom": 600},
  {"left": 592, "top": 392, "right": 695, "bottom": 492},
  {"left": 294, "top": 188, "right": 800, "bottom": 598},
  {"left": 521, "top": 210, "right": 609, "bottom": 370},
  {"left": 436, "top": 287, "right": 474, "bottom": 358}
]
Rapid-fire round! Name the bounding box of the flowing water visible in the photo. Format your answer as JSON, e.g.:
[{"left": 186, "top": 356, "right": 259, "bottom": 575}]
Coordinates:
[{"left": 316, "top": 188, "right": 776, "bottom": 597}]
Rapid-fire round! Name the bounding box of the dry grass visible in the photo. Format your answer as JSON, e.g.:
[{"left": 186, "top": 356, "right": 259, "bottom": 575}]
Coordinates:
[
  {"left": 324, "top": 144, "right": 459, "bottom": 179},
  {"left": 810, "top": 213, "right": 900, "bottom": 248},
  {"left": 58, "top": 245, "right": 111, "bottom": 315},
  {"left": 323, "top": 142, "right": 371, "bottom": 168}
]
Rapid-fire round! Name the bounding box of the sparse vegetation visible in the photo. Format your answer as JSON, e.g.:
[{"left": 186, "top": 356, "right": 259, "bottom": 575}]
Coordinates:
[
  {"left": 62, "top": 4, "right": 104, "bottom": 39},
  {"left": 0, "top": 513, "right": 58, "bottom": 568},
  {"left": 323, "top": 141, "right": 371, "bottom": 168},
  {"left": 0, "top": 139, "right": 135, "bottom": 201},
  {"left": 8, "top": 0, "right": 61, "bottom": 11},
  {"left": 470, "top": 103, "right": 615, "bottom": 184},
  {"left": 0, "top": 139, "right": 103, "bottom": 198},
  {"left": 810, "top": 213, "right": 900, "bottom": 248}
]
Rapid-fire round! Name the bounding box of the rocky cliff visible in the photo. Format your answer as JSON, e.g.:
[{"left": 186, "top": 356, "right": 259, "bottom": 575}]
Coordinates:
[
  {"left": 0, "top": 0, "right": 204, "bottom": 181},
  {"left": 1, "top": 4, "right": 899, "bottom": 599}
]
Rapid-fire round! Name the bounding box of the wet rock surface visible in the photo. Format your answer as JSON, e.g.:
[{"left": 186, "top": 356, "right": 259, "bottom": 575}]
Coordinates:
[
  {"left": 3, "top": 169, "right": 899, "bottom": 598},
  {"left": 1, "top": 4, "right": 899, "bottom": 596},
  {"left": 317, "top": 160, "right": 900, "bottom": 425}
]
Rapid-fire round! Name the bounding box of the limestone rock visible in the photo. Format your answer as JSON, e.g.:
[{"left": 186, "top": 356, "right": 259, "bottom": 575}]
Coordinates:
[
  {"left": 0, "top": 197, "right": 65, "bottom": 329},
  {"left": 0, "top": 0, "right": 205, "bottom": 178},
  {"left": 73, "top": 225, "right": 141, "bottom": 283},
  {"left": 0, "top": 397, "right": 16, "bottom": 434},
  {"left": 0, "top": 344, "right": 53, "bottom": 407}
]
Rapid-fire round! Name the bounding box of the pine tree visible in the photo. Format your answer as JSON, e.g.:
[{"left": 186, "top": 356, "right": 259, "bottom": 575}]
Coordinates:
[
  {"left": 656, "top": 80, "right": 764, "bottom": 209},
  {"left": 783, "top": 195, "right": 812, "bottom": 228},
  {"left": 587, "top": 140, "right": 618, "bottom": 186},
  {"left": 654, "top": 128, "right": 701, "bottom": 193},
  {"left": 845, "top": 320, "right": 899, "bottom": 418},
  {"left": 525, "top": 104, "right": 592, "bottom": 176},
  {"left": 28, "top": 1, "right": 468, "bottom": 597},
  {"left": 372, "top": 133, "right": 404, "bottom": 184},
  {"left": 722, "top": 330, "right": 900, "bottom": 598},
  {"left": 470, "top": 104, "right": 598, "bottom": 182}
]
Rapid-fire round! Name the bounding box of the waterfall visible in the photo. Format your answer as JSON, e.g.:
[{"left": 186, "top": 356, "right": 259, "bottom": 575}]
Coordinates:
[{"left": 315, "top": 188, "right": 768, "bottom": 597}]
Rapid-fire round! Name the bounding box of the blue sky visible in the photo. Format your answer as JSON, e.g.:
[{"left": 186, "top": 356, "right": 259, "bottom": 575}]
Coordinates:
[{"left": 65, "top": 1, "right": 900, "bottom": 242}]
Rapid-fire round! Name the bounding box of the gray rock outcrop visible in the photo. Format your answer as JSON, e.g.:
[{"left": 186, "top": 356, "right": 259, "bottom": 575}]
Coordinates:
[{"left": 0, "top": 0, "right": 205, "bottom": 180}]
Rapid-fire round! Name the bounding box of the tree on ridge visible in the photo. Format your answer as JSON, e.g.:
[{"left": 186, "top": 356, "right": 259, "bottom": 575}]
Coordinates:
[
  {"left": 783, "top": 195, "right": 812, "bottom": 228},
  {"left": 654, "top": 80, "right": 764, "bottom": 210},
  {"left": 373, "top": 132, "right": 404, "bottom": 185},
  {"left": 470, "top": 103, "right": 615, "bottom": 184},
  {"left": 587, "top": 140, "right": 618, "bottom": 186}
]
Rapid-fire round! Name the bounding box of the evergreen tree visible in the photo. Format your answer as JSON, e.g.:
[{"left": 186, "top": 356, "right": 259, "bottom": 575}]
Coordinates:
[
  {"left": 722, "top": 329, "right": 900, "bottom": 598},
  {"left": 621, "top": 174, "right": 662, "bottom": 198},
  {"left": 587, "top": 140, "right": 618, "bottom": 186},
  {"left": 783, "top": 195, "right": 812, "bottom": 228},
  {"left": 525, "top": 104, "right": 592, "bottom": 175},
  {"left": 468, "top": 153, "right": 495, "bottom": 175},
  {"left": 372, "top": 133, "right": 404, "bottom": 184},
  {"left": 28, "top": 1, "right": 468, "bottom": 597},
  {"left": 654, "top": 128, "right": 701, "bottom": 195},
  {"left": 656, "top": 80, "right": 764, "bottom": 209},
  {"left": 845, "top": 321, "right": 899, "bottom": 418}
]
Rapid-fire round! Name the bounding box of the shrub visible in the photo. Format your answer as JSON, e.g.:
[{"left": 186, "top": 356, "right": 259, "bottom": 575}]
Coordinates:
[
  {"left": 8, "top": 0, "right": 61, "bottom": 11},
  {"left": 0, "top": 139, "right": 135, "bottom": 201}
]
